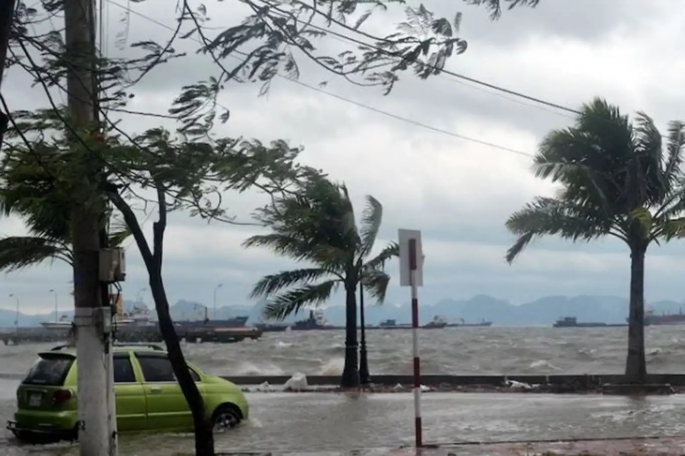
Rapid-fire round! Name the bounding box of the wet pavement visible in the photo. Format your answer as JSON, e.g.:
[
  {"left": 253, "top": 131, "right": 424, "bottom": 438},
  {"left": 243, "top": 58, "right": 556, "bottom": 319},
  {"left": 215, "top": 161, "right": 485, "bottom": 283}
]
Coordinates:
[{"left": 1, "top": 381, "right": 685, "bottom": 454}]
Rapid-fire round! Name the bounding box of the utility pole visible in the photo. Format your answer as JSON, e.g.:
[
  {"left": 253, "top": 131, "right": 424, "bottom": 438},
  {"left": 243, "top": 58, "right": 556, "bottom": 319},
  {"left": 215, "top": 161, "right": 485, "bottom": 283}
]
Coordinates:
[
  {"left": 64, "top": 0, "right": 117, "bottom": 455},
  {"left": 0, "top": 0, "right": 18, "bottom": 146}
]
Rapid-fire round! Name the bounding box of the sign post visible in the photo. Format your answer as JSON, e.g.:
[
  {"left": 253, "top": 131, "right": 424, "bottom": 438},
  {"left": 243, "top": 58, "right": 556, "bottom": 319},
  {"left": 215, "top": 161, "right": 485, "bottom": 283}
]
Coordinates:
[{"left": 398, "top": 229, "right": 424, "bottom": 448}]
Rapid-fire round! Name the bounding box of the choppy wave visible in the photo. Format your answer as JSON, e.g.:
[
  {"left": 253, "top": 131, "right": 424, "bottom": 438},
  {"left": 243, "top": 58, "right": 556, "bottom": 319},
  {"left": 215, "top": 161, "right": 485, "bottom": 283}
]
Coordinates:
[{"left": 3, "top": 326, "right": 685, "bottom": 377}]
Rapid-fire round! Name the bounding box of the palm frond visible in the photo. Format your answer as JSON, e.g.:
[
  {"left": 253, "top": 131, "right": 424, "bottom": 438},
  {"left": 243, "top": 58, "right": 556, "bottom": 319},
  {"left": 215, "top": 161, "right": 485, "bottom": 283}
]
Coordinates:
[
  {"left": 0, "top": 236, "right": 72, "bottom": 271},
  {"left": 660, "top": 217, "right": 685, "bottom": 240},
  {"left": 662, "top": 120, "right": 685, "bottom": 194},
  {"left": 250, "top": 268, "right": 335, "bottom": 298},
  {"left": 262, "top": 280, "right": 338, "bottom": 321},
  {"left": 108, "top": 225, "right": 132, "bottom": 248},
  {"left": 243, "top": 233, "right": 346, "bottom": 269},
  {"left": 361, "top": 269, "right": 391, "bottom": 304},
  {"left": 505, "top": 197, "right": 614, "bottom": 263},
  {"left": 359, "top": 195, "right": 383, "bottom": 259},
  {"left": 364, "top": 242, "right": 399, "bottom": 270}
]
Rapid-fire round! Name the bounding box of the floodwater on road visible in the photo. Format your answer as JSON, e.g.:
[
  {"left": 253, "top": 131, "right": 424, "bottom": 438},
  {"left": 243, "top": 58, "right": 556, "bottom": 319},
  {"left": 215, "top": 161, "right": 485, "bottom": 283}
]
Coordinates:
[{"left": 1, "top": 386, "right": 685, "bottom": 455}]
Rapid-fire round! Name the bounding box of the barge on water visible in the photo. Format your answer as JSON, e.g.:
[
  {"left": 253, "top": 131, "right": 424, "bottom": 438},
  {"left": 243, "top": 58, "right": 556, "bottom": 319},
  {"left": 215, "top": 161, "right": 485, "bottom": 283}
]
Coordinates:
[
  {"left": 553, "top": 317, "right": 627, "bottom": 328},
  {"left": 0, "top": 323, "right": 262, "bottom": 345}
]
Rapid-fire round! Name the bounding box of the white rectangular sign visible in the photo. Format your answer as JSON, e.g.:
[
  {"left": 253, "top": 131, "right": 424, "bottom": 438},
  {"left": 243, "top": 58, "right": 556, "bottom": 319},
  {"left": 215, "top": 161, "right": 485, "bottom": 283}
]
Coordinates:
[{"left": 398, "top": 229, "right": 423, "bottom": 287}]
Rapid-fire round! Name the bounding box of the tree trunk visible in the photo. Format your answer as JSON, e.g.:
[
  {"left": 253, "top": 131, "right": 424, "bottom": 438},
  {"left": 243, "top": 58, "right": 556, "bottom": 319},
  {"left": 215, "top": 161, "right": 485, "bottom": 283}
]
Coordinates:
[
  {"left": 108, "top": 190, "right": 214, "bottom": 455},
  {"left": 359, "top": 282, "right": 370, "bottom": 385},
  {"left": 625, "top": 244, "right": 647, "bottom": 383},
  {"left": 340, "top": 283, "right": 360, "bottom": 388},
  {"left": 149, "top": 271, "right": 215, "bottom": 456}
]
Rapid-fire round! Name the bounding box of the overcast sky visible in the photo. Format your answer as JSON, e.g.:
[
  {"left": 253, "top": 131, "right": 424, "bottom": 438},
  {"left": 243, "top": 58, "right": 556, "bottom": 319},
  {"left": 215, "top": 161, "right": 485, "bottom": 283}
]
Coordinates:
[{"left": 4, "top": 0, "right": 685, "bottom": 315}]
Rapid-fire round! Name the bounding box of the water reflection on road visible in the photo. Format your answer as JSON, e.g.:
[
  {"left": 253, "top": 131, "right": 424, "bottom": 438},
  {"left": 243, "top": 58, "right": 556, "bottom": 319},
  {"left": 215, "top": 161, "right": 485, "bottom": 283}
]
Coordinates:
[{"left": 2, "top": 390, "right": 685, "bottom": 455}]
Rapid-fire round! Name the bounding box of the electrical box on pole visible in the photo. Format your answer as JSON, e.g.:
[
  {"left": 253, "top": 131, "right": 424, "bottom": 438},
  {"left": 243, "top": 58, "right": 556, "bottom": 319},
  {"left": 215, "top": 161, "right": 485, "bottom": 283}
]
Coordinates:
[{"left": 99, "top": 248, "right": 126, "bottom": 283}]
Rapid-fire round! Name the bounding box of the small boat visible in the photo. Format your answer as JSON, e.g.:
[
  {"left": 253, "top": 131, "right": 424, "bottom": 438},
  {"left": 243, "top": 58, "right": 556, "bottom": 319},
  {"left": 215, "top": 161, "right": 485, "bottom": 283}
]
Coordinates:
[
  {"left": 40, "top": 315, "right": 73, "bottom": 330},
  {"left": 368, "top": 319, "right": 411, "bottom": 330},
  {"left": 290, "top": 309, "right": 340, "bottom": 331},
  {"left": 254, "top": 322, "right": 290, "bottom": 332}
]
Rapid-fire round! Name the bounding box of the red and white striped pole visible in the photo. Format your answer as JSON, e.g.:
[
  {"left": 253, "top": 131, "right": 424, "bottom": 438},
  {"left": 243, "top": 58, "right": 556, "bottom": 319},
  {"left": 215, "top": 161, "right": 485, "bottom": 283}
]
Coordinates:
[{"left": 409, "top": 238, "right": 422, "bottom": 448}]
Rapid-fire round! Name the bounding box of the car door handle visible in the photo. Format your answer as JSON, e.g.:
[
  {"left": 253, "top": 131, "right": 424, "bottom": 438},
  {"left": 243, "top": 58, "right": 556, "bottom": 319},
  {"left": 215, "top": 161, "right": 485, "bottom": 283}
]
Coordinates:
[{"left": 150, "top": 386, "right": 163, "bottom": 393}]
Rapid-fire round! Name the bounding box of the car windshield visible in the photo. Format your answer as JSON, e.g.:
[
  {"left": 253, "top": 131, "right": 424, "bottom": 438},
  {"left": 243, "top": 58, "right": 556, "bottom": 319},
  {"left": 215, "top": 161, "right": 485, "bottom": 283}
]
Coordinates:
[{"left": 23, "top": 355, "right": 74, "bottom": 386}]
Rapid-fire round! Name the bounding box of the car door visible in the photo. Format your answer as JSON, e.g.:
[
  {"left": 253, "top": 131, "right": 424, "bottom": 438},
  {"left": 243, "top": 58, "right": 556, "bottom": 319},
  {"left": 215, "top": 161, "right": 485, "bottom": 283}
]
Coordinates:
[
  {"left": 113, "top": 353, "right": 147, "bottom": 431},
  {"left": 134, "top": 353, "right": 194, "bottom": 431}
]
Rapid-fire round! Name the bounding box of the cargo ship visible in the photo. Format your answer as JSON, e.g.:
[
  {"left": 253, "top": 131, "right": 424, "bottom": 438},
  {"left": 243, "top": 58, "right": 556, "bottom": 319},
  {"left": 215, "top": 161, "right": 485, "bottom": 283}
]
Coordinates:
[
  {"left": 554, "top": 317, "right": 626, "bottom": 328},
  {"left": 639, "top": 309, "right": 685, "bottom": 326},
  {"left": 446, "top": 318, "right": 493, "bottom": 328},
  {"left": 176, "top": 315, "right": 249, "bottom": 328}
]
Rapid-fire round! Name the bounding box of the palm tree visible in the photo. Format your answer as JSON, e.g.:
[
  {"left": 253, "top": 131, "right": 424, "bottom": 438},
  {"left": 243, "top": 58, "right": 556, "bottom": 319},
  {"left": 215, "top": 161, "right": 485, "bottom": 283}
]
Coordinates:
[
  {"left": 244, "top": 175, "right": 397, "bottom": 388},
  {"left": 0, "top": 148, "right": 130, "bottom": 272},
  {"left": 505, "top": 97, "right": 685, "bottom": 383}
]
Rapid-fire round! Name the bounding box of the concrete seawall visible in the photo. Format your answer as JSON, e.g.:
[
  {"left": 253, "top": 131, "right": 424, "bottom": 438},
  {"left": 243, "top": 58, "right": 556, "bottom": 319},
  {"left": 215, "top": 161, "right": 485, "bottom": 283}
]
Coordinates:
[{"left": 219, "top": 373, "right": 685, "bottom": 386}]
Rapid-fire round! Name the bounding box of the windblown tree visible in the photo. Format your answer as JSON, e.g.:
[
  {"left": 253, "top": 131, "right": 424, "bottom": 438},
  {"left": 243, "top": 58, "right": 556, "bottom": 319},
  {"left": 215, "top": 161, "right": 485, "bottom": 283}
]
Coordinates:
[
  {"left": 244, "top": 172, "right": 398, "bottom": 387},
  {"left": 2, "top": 104, "right": 308, "bottom": 455},
  {"left": 504, "top": 98, "right": 685, "bottom": 383}
]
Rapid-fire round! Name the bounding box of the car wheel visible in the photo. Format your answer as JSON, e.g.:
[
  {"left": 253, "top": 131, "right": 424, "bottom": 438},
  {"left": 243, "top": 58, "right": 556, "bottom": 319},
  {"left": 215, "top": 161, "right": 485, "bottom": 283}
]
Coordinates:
[{"left": 212, "top": 404, "right": 242, "bottom": 433}]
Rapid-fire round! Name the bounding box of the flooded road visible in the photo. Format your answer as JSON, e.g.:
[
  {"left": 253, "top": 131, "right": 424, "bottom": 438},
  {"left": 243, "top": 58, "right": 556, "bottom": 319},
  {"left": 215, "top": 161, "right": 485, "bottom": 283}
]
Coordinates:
[{"left": 1, "top": 379, "right": 685, "bottom": 454}]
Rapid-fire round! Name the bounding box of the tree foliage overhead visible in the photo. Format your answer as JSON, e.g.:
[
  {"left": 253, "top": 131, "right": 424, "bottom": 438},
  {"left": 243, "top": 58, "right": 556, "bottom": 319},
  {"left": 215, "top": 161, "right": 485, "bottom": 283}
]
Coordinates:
[
  {"left": 245, "top": 171, "right": 398, "bottom": 320},
  {"left": 465, "top": 0, "right": 540, "bottom": 20},
  {"left": 165, "top": 0, "right": 469, "bottom": 136}
]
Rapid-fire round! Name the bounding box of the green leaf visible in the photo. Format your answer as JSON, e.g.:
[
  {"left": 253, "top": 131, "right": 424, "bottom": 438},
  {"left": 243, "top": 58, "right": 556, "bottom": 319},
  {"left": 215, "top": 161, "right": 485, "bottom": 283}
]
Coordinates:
[
  {"left": 0, "top": 236, "right": 72, "bottom": 271},
  {"left": 364, "top": 242, "right": 399, "bottom": 270},
  {"left": 250, "top": 268, "right": 335, "bottom": 298},
  {"left": 361, "top": 268, "right": 391, "bottom": 304},
  {"left": 505, "top": 197, "right": 610, "bottom": 264},
  {"left": 359, "top": 195, "right": 383, "bottom": 259},
  {"left": 262, "top": 281, "right": 339, "bottom": 321}
]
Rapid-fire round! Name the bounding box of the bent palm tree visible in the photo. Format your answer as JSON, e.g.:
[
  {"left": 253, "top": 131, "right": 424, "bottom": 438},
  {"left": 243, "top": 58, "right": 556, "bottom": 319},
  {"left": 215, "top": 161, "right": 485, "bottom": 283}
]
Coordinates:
[
  {"left": 505, "top": 98, "right": 685, "bottom": 383},
  {"left": 244, "top": 175, "right": 397, "bottom": 388}
]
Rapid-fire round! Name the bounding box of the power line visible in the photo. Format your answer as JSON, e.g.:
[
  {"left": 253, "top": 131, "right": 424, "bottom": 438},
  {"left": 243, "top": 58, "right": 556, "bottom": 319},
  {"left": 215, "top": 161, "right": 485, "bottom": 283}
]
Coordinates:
[
  {"left": 104, "top": 0, "right": 535, "bottom": 158},
  {"left": 253, "top": 0, "right": 581, "bottom": 115}
]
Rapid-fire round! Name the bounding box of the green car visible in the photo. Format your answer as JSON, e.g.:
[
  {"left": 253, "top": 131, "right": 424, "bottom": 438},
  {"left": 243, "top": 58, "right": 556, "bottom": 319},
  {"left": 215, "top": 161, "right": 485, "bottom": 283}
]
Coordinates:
[{"left": 6, "top": 343, "right": 249, "bottom": 442}]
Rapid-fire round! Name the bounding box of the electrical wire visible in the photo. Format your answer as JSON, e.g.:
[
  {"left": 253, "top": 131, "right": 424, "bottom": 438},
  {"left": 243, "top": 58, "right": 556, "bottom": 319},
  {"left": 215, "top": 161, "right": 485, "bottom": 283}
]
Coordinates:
[{"left": 104, "top": 0, "right": 536, "bottom": 158}]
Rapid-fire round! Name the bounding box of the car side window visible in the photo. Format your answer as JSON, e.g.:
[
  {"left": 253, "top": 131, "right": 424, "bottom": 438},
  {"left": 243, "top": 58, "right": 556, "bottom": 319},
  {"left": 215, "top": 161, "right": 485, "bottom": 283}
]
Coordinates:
[
  {"left": 113, "top": 356, "right": 136, "bottom": 383},
  {"left": 189, "top": 368, "right": 200, "bottom": 382},
  {"left": 137, "top": 355, "right": 176, "bottom": 382}
]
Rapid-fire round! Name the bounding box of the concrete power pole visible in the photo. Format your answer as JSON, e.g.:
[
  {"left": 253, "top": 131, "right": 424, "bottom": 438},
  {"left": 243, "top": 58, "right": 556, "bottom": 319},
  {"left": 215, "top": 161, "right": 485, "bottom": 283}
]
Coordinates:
[{"left": 63, "top": 0, "right": 117, "bottom": 455}]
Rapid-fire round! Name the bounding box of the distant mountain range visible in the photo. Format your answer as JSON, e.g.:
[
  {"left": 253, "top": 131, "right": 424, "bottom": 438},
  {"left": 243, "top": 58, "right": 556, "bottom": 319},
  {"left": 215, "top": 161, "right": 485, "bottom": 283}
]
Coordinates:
[{"left": 2, "top": 295, "right": 685, "bottom": 328}]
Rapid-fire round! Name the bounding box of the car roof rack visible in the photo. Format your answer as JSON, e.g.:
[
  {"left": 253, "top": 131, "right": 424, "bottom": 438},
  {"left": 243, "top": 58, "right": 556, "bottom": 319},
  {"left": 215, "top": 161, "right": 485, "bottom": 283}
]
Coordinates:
[{"left": 112, "top": 342, "right": 165, "bottom": 351}]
